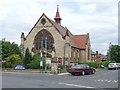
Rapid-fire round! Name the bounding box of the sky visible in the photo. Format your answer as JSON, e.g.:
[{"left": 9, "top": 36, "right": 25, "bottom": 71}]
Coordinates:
[{"left": 0, "top": 0, "right": 119, "bottom": 55}]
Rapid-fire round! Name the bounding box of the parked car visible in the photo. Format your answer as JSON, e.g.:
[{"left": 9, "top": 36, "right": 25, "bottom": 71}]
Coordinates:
[
  {"left": 13, "top": 64, "right": 25, "bottom": 70},
  {"left": 116, "top": 63, "right": 120, "bottom": 69},
  {"left": 108, "top": 63, "right": 118, "bottom": 70},
  {"left": 68, "top": 64, "right": 95, "bottom": 76},
  {"left": 100, "top": 65, "right": 105, "bottom": 68}
]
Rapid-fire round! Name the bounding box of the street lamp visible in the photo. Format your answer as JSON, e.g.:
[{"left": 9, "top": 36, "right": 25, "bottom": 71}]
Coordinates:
[
  {"left": 2, "top": 59, "right": 6, "bottom": 70},
  {"left": 40, "top": 37, "right": 43, "bottom": 73},
  {"left": 45, "top": 36, "right": 47, "bottom": 73}
]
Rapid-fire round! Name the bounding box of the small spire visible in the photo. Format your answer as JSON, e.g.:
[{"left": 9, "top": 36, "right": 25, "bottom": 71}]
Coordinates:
[
  {"left": 54, "top": 5, "right": 62, "bottom": 24},
  {"left": 57, "top": 5, "right": 59, "bottom": 12},
  {"left": 21, "top": 32, "right": 25, "bottom": 38}
]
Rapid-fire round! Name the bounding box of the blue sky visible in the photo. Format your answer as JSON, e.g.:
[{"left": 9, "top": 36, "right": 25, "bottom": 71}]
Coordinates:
[{"left": 0, "top": 0, "right": 119, "bottom": 55}]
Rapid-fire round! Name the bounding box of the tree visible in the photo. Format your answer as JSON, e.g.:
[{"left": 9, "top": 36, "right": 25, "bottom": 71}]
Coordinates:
[
  {"left": 30, "top": 54, "right": 40, "bottom": 69},
  {"left": 108, "top": 45, "right": 120, "bottom": 63},
  {"left": 1, "top": 39, "right": 22, "bottom": 60},
  {"left": 23, "top": 48, "right": 32, "bottom": 68},
  {"left": 1, "top": 39, "right": 22, "bottom": 68},
  {"left": 29, "top": 53, "right": 46, "bottom": 69},
  {"left": 6, "top": 54, "right": 22, "bottom": 68}
]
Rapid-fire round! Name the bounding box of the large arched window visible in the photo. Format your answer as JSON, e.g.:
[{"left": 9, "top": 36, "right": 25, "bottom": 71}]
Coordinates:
[{"left": 34, "top": 29, "right": 54, "bottom": 52}]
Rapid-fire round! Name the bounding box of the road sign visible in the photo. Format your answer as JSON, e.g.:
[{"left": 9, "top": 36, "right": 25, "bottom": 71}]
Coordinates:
[
  {"left": 40, "top": 61, "right": 43, "bottom": 66},
  {"left": 57, "top": 57, "right": 62, "bottom": 65},
  {"left": 40, "top": 50, "right": 43, "bottom": 66}
]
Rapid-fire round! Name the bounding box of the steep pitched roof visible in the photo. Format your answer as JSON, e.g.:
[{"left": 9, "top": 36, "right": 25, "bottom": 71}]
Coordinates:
[
  {"left": 70, "top": 34, "right": 88, "bottom": 49},
  {"left": 50, "top": 19, "right": 68, "bottom": 37},
  {"left": 26, "top": 13, "right": 70, "bottom": 39}
]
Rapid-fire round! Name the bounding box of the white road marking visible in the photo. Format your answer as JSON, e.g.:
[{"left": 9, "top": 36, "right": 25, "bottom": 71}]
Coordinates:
[
  {"left": 113, "top": 80, "right": 118, "bottom": 83},
  {"left": 112, "top": 71, "right": 116, "bottom": 72},
  {"left": 94, "top": 79, "right": 118, "bottom": 83},
  {"left": 58, "top": 82, "right": 95, "bottom": 88},
  {"left": 97, "top": 80, "right": 101, "bottom": 81},
  {"left": 105, "top": 80, "right": 108, "bottom": 82},
  {"left": 108, "top": 80, "right": 112, "bottom": 82},
  {"left": 58, "top": 73, "right": 69, "bottom": 75}
]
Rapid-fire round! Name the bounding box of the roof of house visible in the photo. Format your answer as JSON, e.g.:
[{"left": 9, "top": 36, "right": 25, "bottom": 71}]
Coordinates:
[{"left": 70, "top": 34, "right": 88, "bottom": 49}]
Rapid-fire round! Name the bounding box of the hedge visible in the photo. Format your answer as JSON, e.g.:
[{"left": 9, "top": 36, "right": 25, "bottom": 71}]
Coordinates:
[{"left": 78, "top": 61, "right": 109, "bottom": 68}]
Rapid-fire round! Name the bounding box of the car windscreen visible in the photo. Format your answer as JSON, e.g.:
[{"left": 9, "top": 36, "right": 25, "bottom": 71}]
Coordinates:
[{"left": 71, "top": 65, "right": 84, "bottom": 68}]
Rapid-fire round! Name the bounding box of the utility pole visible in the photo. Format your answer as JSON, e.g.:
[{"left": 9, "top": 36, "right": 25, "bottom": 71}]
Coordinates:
[{"left": 109, "top": 42, "right": 112, "bottom": 62}]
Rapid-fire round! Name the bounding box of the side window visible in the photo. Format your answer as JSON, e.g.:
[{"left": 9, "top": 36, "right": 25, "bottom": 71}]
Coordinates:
[{"left": 86, "top": 65, "right": 90, "bottom": 68}]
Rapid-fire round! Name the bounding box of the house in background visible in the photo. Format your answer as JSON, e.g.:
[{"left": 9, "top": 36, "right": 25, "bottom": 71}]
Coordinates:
[{"left": 91, "top": 51, "right": 107, "bottom": 62}]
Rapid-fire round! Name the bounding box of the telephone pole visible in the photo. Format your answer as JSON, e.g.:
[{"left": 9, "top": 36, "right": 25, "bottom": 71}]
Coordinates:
[{"left": 109, "top": 42, "right": 112, "bottom": 62}]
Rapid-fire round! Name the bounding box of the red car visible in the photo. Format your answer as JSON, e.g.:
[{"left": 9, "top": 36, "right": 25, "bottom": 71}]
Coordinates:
[{"left": 68, "top": 64, "right": 95, "bottom": 76}]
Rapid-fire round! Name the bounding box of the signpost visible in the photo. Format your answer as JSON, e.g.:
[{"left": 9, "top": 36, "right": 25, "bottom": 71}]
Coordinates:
[
  {"left": 57, "top": 57, "right": 62, "bottom": 65},
  {"left": 40, "top": 50, "right": 43, "bottom": 73}
]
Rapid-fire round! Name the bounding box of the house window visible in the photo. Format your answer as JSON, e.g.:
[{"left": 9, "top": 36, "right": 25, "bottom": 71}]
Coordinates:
[{"left": 34, "top": 29, "right": 54, "bottom": 51}]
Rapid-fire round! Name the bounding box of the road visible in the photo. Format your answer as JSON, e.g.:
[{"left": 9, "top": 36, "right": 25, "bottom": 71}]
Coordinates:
[{"left": 2, "top": 69, "right": 119, "bottom": 89}]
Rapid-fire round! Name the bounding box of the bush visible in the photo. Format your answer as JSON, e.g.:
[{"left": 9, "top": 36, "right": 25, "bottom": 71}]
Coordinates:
[
  {"left": 99, "top": 61, "right": 109, "bottom": 67},
  {"left": 29, "top": 54, "right": 47, "bottom": 69},
  {"left": 29, "top": 54, "right": 40, "bottom": 69},
  {"left": 30, "top": 59, "right": 39, "bottom": 69},
  {"left": 6, "top": 54, "right": 22, "bottom": 68},
  {"left": 78, "top": 61, "right": 110, "bottom": 69}
]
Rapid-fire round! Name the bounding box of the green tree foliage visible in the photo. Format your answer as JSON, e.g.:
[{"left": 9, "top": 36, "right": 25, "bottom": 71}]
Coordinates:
[
  {"left": 1, "top": 39, "right": 22, "bottom": 68},
  {"left": 29, "top": 53, "right": 47, "bottom": 69},
  {"left": 6, "top": 54, "right": 22, "bottom": 68},
  {"left": 30, "top": 54, "right": 40, "bottom": 69},
  {"left": 1, "top": 39, "right": 22, "bottom": 60},
  {"left": 23, "top": 48, "right": 32, "bottom": 68},
  {"left": 108, "top": 45, "right": 120, "bottom": 63}
]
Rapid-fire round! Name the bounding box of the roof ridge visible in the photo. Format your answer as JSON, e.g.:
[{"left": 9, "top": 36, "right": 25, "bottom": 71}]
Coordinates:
[{"left": 73, "top": 34, "right": 88, "bottom": 36}]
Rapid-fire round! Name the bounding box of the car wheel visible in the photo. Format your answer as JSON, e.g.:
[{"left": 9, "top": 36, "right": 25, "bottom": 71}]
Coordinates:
[
  {"left": 81, "top": 71, "right": 85, "bottom": 76},
  {"left": 71, "top": 73, "right": 75, "bottom": 76},
  {"left": 92, "top": 70, "right": 95, "bottom": 74}
]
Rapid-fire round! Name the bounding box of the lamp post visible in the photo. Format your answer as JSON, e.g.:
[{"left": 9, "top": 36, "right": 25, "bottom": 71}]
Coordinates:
[
  {"left": 40, "top": 50, "right": 43, "bottom": 73},
  {"left": 63, "top": 44, "right": 65, "bottom": 66},
  {"left": 45, "top": 37, "right": 47, "bottom": 73},
  {"left": 40, "top": 37, "right": 43, "bottom": 73},
  {"left": 2, "top": 59, "right": 6, "bottom": 70}
]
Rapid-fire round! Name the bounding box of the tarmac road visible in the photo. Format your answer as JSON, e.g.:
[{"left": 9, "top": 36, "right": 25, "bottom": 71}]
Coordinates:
[{"left": 2, "top": 69, "right": 119, "bottom": 89}]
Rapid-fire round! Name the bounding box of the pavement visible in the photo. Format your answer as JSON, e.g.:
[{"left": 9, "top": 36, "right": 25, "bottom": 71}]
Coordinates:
[{"left": 2, "top": 68, "right": 101, "bottom": 75}]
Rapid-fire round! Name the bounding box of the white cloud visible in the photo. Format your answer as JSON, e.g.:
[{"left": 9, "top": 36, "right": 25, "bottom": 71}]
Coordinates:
[{"left": 0, "top": 0, "right": 118, "bottom": 55}]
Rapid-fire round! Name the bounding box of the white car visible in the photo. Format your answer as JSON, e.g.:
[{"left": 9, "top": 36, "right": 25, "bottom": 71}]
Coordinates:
[
  {"left": 116, "top": 63, "right": 120, "bottom": 69},
  {"left": 108, "top": 63, "right": 119, "bottom": 70}
]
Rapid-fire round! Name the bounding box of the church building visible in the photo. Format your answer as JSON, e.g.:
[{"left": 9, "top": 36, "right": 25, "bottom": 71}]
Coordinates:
[{"left": 20, "top": 6, "right": 91, "bottom": 67}]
